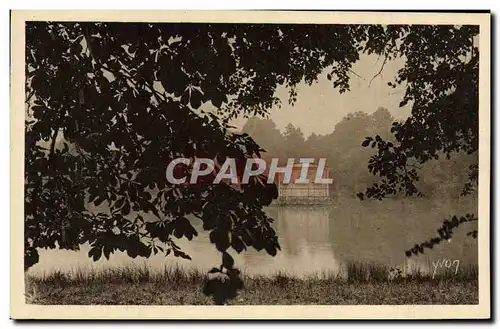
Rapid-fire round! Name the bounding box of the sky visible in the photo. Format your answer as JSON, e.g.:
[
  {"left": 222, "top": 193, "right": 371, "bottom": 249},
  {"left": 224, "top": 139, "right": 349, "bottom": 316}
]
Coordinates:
[{"left": 229, "top": 53, "right": 412, "bottom": 138}]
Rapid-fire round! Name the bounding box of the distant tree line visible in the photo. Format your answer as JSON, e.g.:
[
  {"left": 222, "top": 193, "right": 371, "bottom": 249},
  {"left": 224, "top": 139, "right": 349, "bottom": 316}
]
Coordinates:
[{"left": 241, "top": 107, "right": 477, "bottom": 199}]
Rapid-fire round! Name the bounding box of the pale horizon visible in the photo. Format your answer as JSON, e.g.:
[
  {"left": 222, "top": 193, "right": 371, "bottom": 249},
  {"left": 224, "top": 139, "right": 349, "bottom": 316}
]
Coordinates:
[{"left": 228, "top": 53, "right": 412, "bottom": 137}]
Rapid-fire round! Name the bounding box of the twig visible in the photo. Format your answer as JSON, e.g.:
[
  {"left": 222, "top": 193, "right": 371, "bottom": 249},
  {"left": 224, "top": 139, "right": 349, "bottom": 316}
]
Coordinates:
[
  {"left": 349, "top": 69, "right": 364, "bottom": 80},
  {"left": 48, "top": 126, "right": 60, "bottom": 166},
  {"left": 25, "top": 88, "right": 35, "bottom": 106},
  {"left": 369, "top": 53, "right": 389, "bottom": 87}
]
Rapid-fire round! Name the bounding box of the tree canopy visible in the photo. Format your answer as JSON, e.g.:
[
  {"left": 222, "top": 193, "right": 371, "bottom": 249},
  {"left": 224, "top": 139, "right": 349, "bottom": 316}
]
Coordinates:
[{"left": 25, "top": 22, "right": 479, "bottom": 270}]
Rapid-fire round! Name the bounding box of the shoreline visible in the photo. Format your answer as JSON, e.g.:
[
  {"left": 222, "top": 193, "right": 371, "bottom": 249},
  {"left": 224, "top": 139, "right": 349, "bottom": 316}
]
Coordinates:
[{"left": 25, "top": 263, "right": 478, "bottom": 305}]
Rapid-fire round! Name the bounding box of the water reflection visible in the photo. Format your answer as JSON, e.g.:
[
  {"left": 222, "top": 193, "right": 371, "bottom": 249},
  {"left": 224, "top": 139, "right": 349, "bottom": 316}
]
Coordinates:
[{"left": 28, "top": 197, "right": 478, "bottom": 278}]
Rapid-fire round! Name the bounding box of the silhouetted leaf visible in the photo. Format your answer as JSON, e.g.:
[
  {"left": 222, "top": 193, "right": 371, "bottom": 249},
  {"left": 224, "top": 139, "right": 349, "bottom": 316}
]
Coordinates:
[
  {"left": 222, "top": 251, "right": 234, "bottom": 269},
  {"left": 190, "top": 89, "right": 203, "bottom": 109},
  {"left": 230, "top": 234, "right": 246, "bottom": 253}
]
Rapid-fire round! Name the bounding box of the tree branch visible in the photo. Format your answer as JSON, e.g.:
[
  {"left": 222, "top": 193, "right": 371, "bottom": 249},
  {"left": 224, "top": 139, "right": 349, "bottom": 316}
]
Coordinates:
[
  {"left": 349, "top": 69, "right": 364, "bottom": 80},
  {"left": 369, "top": 53, "right": 389, "bottom": 87},
  {"left": 25, "top": 88, "right": 35, "bottom": 106},
  {"left": 48, "top": 126, "right": 60, "bottom": 166}
]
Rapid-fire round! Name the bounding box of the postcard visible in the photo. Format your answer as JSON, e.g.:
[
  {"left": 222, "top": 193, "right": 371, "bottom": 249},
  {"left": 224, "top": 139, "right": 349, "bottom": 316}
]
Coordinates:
[{"left": 10, "top": 10, "right": 491, "bottom": 320}]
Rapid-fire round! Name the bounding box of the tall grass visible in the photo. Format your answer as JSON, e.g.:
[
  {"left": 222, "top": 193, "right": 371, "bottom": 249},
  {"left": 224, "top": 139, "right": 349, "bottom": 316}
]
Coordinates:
[
  {"left": 25, "top": 261, "right": 479, "bottom": 305},
  {"left": 344, "top": 261, "right": 478, "bottom": 283},
  {"left": 28, "top": 264, "right": 207, "bottom": 286},
  {"left": 27, "top": 261, "right": 478, "bottom": 287},
  {"left": 346, "top": 261, "right": 389, "bottom": 282}
]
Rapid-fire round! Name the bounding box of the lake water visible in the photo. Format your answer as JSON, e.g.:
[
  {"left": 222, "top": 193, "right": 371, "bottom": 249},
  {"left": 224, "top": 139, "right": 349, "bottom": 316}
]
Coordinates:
[{"left": 27, "top": 196, "right": 478, "bottom": 278}]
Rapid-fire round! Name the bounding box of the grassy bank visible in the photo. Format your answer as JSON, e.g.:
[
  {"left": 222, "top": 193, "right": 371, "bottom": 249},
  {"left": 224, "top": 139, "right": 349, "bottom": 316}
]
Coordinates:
[{"left": 26, "top": 263, "right": 478, "bottom": 305}]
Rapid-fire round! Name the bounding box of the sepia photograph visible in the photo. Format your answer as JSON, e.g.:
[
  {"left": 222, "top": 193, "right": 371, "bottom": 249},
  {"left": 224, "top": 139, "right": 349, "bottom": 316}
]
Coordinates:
[{"left": 10, "top": 10, "right": 491, "bottom": 319}]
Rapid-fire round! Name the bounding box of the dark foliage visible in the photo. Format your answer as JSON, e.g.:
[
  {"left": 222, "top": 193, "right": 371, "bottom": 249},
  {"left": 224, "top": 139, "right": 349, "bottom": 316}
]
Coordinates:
[
  {"left": 25, "top": 22, "right": 367, "bottom": 270},
  {"left": 404, "top": 214, "right": 478, "bottom": 257},
  {"left": 202, "top": 266, "right": 244, "bottom": 305},
  {"left": 356, "top": 26, "right": 479, "bottom": 255}
]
